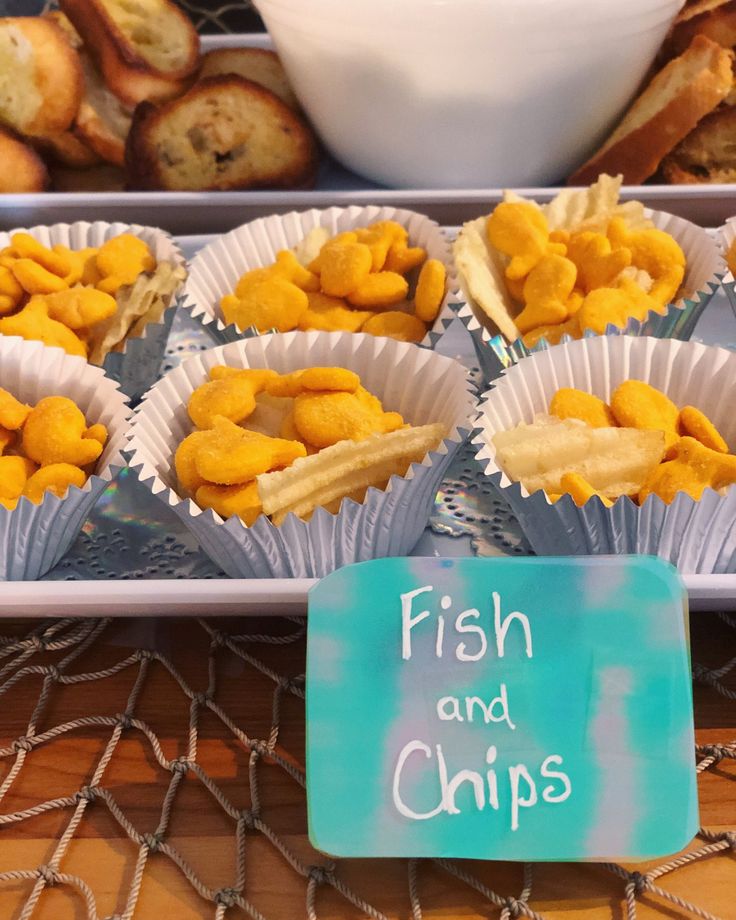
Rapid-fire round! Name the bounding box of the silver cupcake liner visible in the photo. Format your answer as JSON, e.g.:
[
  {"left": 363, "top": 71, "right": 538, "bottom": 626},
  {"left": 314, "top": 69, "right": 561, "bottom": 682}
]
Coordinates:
[
  {"left": 126, "top": 331, "right": 475, "bottom": 578},
  {"left": 0, "top": 221, "right": 187, "bottom": 401},
  {"left": 180, "top": 205, "right": 456, "bottom": 350},
  {"left": 473, "top": 335, "right": 736, "bottom": 574},
  {"left": 717, "top": 217, "right": 736, "bottom": 320},
  {"left": 0, "top": 336, "right": 129, "bottom": 580},
  {"left": 456, "top": 208, "right": 725, "bottom": 382}
]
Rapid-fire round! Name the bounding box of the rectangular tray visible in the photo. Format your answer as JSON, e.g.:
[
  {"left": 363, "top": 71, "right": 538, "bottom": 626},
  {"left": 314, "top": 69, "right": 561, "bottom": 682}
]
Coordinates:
[
  {"left": 4, "top": 201, "right": 736, "bottom": 614},
  {"left": 3, "top": 34, "right": 736, "bottom": 233}
]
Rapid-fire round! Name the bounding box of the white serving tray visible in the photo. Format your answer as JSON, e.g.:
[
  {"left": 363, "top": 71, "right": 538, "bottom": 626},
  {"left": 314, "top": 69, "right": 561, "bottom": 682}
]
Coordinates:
[
  {"left": 0, "top": 230, "right": 728, "bottom": 616},
  {"left": 3, "top": 34, "right": 736, "bottom": 233}
]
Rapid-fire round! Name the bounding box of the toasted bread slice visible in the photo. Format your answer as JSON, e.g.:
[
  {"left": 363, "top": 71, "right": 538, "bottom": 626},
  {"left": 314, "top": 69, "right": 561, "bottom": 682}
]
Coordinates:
[
  {"left": 125, "top": 75, "right": 319, "bottom": 191},
  {"left": 0, "top": 126, "right": 49, "bottom": 192},
  {"left": 198, "top": 48, "right": 300, "bottom": 111},
  {"left": 74, "top": 51, "right": 132, "bottom": 167},
  {"left": 42, "top": 10, "right": 83, "bottom": 49},
  {"left": 660, "top": 105, "right": 736, "bottom": 181},
  {"left": 59, "top": 0, "right": 199, "bottom": 107},
  {"left": 0, "top": 17, "right": 83, "bottom": 137},
  {"left": 660, "top": 0, "right": 736, "bottom": 61},
  {"left": 568, "top": 35, "right": 734, "bottom": 185},
  {"left": 39, "top": 130, "right": 101, "bottom": 168}
]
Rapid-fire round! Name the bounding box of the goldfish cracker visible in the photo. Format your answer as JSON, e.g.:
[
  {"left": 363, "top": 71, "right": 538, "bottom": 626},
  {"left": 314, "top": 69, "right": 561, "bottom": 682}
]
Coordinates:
[
  {"left": 414, "top": 259, "right": 446, "bottom": 323},
  {"left": 222, "top": 277, "right": 308, "bottom": 333},
  {"left": 319, "top": 242, "right": 373, "bottom": 298},
  {"left": 678, "top": 405, "right": 729, "bottom": 453},
  {"left": 297, "top": 291, "right": 374, "bottom": 333},
  {"left": 361, "top": 311, "right": 426, "bottom": 342},
  {"left": 22, "top": 396, "right": 104, "bottom": 467},
  {"left": 0, "top": 455, "right": 30, "bottom": 506},
  {"left": 384, "top": 240, "right": 427, "bottom": 275},
  {"left": 175, "top": 429, "right": 212, "bottom": 494},
  {"left": 0, "top": 266, "right": 23, "bottom": 314},
  {"left": 0, "top": 300, "right": 87, "bottom": 357},
  {"left": 308, "top": 231, "right": 359, "bottom": 274},
  {"left": 607, "top": 218, "right": 685, "bottom": 309},
  {"left": 195, "top": 480, "right": 262, "bottom": 524},
  {"left": 559, "top": 472, "right": 614, "bottom": 508},
  {"left": 188, "top": 368, "right": 278, "bottom": 429},
  {"left": 193, "top": 416, "right": 307, "bottom": 485},
  {"left": 346, "top": 271, "right": 408, "bottom": 309},
  {"left": 266, "top": 367, "right": 360, "bottom": 398},
  {"left": 11, "top": 259, "right": 69, "bottom": 295},
  {"left": 293, "top": 389, "right": 403, "bottom": 449},
  {"left": 41, "top": 288, "right": 118, "bottom": 329},
  {"left": 84, "top": 423, "right": 108, "bottom": 446},
  {"left": 354, "top": 224, "right": 395, "bottom": 272},
  {"left": 234, "top": 266, "right": 280, "bottom": 298},
  {"left": 53, "top": 244, "right": 97, "bottom": 287},
  {"left": 550, "top": 388, "right": 616, "bottom": 428},
  {"left": 522, "top": 315, "right": 581, "bottom": 349},
  {"left": 0, "top": 387, "right": 31, "bottom": 430},
  {"left": 726, "top": 237, "right": 736, "bottom": 278},
  {"left": 639, "top": 436, "right": 736, "bottom": 504},
  {"left": 615, "top": 275, "right": 663, "bottom": 320},
  {"left": 95, "top": 234, "right": 156, "bottom": 295},
  {"left": 22, "top": 463, "right": 86, "bottom": 503},
  {"left": 575, "top": 287, "right": 633, "bottom": 335},
  {"left": 273, "top": 250, "right": 320, "bottom": 292},
  {"left": 0, "top": 426, "right": 14, "bottom": 454},
  {"left": 486, "top": 201, "right": 565, "bottom": 281},
  {"left": 10, "top": 233, "right": 71, "bottom": 278},
  {"left": 610, "top": 380, "right": 680, "bottom": 453},
  {"left": 565, "top": 231, "right": 632, "bottom": 293},
  {"left": 515, "top": 254, "right": 577, "bottom": 334}
]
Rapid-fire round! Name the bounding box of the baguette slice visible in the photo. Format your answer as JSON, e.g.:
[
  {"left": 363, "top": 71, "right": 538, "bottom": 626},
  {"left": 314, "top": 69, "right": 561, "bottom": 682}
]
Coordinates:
[
  {"left": 0, "top": 17, "right": 83, "bottom": 137},
  {"left": 568, "top": 35, "right": 734, "bottom": 185},
  {"left": 75, "top": 51, "right": 132, "bottom": 167},
  {"left": 125, "top": 75, "right": 318, "bottom": 191},
  {"left": 660, "top": 0, "right": 736, "bottom": 62},
  {"left": 198, "top": 48, "right": 300, "bottom": 111},
  {"left": 59, "top": 0, "right": 199, "bottom": 107},
  {"left": 660, "top": 105, "right": 736, "bottom": 182},
  {"left": 0, "top": 126, "right": 49, "bottom": 192}
]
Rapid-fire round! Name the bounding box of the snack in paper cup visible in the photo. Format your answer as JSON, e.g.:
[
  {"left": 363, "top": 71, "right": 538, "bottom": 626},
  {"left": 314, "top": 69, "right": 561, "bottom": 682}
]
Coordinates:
[
  {"left": 0, "top": 221, "right": 187, "bottom": 401},
  {"left": 126, "top": 331, "right": 474, "bottom": 578},
  {"left": 180, "top": 206, "right": 457, "bottom": 349},
  {"left": 0, "top": 336, "right": 129, "bottom": 580},
  {"left": 718, "top": 217, "right": 736, "bottom": 319},
  {"left": 473, "top": 335, "right": 736, "bottom": 574},
  {"left": 454, "top": 174, "right": 724, "bottom": 381}
]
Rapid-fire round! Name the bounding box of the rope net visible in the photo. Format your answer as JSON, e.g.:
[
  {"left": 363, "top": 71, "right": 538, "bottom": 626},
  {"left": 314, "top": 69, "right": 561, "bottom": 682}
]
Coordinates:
[{"left": 0, "top": 611, "right": 732, "bottom": 920}]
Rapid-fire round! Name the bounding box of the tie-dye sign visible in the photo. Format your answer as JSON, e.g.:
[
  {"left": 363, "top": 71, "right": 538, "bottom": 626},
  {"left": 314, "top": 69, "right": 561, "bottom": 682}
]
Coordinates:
[{"left": 306, "top": 556, "right": 698, "bottom": 860}]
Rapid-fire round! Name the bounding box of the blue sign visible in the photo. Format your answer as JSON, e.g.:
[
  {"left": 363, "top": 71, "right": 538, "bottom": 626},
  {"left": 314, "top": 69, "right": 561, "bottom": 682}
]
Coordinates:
[{"left": 306, "top": 556, "right": 698, "bottom": 860}]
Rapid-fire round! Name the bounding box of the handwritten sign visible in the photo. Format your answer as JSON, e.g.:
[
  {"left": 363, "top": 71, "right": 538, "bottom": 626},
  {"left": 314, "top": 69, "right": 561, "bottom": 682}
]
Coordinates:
[{"left": 306, "top": 556, "right": 698, "bottom": 861}]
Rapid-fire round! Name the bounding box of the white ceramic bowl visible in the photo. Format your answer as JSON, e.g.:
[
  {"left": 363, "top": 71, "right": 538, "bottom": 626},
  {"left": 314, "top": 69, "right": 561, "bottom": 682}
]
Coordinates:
[{"left": 255, "top": 0, "right": 685, "bottom": 188}]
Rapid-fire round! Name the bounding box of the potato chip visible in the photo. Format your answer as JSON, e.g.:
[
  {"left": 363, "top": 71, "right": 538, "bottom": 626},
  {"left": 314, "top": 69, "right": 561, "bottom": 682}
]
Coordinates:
[
  {"left": 257, "top": 422, "right": 447, "bottom": 523},
  {"left": 492, "top": 415, "right": 666, "bottom": 498}
]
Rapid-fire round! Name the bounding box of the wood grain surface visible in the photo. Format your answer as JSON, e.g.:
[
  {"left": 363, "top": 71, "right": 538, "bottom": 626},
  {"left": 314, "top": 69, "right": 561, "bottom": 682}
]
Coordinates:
[{"left": 0, "top": 612, "right": 732, "bottom": 920}]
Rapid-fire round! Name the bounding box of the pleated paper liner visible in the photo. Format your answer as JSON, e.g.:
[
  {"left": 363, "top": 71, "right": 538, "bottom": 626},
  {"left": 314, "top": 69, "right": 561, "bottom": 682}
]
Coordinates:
[
  {"left": 0, "top": 337, "right": 129, "bottom": 580},
  {"left": 0, "top": 221, "right": 187, "bottom": 401},
  {"left": 180, "top": 205, "right": 457, "bottom": 350},
  {"left": 126, "top": 331, "right": 475, "bottom": 579},
  {"left": 718, "top": 217, "right": 736, "bottom": 319},
  {"left": 456, "top": 208, "right": 725, "bottom": 383},
  {"left": 473, "top": 335, "right": 736, "bottom": 574}
]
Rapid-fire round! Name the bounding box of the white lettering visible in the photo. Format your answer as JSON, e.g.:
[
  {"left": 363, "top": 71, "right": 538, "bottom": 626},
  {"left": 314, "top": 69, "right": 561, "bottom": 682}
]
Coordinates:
[
  {"left": 401, "top": 585, "right": 433, "bottom": 660},
  {"left": 455, "top": 608, "right": 487, "bottom": 662},
  {"left": 438, "top": 745, "right": 485, "bottom": 815},
  {"left": 465, "top": 683, "right": 516, "bottom": 730},
  {"left": 493, "top": 591, "right": 533, "bottom": 658},
  {"left": 540, "top": 755, "right": 572, "bottom": 803},
  {"left": 392, "top": 741, "right": 445, "bottom": 820},
  {"left": 509, "top": 763, "right": 538, "bottom": 831},
  {"left": 436, "top": 696, "right": 464, "bottom": 722}
]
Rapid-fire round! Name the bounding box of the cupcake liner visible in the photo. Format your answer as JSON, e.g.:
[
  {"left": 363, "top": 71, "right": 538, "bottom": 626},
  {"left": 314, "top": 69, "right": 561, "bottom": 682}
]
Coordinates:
[
  {"left": 718, "top": 217, "right": 736, "bottom": 319},
  {"left": 456, "top": 208, "right": 725, "bottom": 383},
  {"left": 0, "top": 336, "right": 129, "bottom": 580},
  {"left": 126, "top": 331, "right": 475, "bottom": 578},
  {"left": 473, "top": 335, "right": 736, "bottom": 574},
  {"left": 0, "top": 221, "right": 187, "bottom": 401},
  {"left": 180, "top": 206, "right": 457, "bottom": 349}
]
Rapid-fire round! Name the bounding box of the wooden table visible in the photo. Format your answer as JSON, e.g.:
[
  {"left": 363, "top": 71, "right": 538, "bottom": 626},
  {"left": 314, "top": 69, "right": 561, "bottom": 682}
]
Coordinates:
[{"left": 0, "top": 612, "right": 733, "bottom": 920}]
